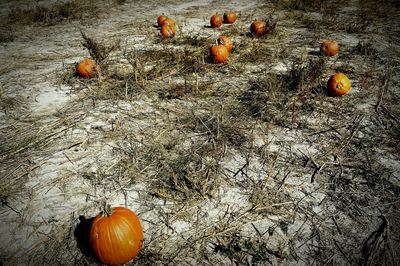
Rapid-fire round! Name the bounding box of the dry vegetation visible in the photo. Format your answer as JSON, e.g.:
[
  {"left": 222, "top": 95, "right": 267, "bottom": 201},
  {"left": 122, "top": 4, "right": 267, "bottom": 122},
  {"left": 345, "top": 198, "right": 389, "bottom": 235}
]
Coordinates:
[{"left": 0, "top": 0, "right": 399, "bottom": 265}]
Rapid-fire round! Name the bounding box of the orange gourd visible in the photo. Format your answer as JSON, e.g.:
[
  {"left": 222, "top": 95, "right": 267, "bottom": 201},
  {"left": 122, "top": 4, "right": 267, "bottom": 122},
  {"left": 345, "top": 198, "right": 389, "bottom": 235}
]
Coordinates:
[
  {"left": 223, "top": 11, "right": 237, "bottom": 24},
  {"left": 210, "top": 13, "right": 223, "bottom": 28},
  {"left": 160, "top": 24, "right": 176, "bottom": 38},
  {"left": 250, "top": 20, "right": 267, "bottom": 37},
  {"left": 76, "top": 58, "right": 98, "bottom": 78},
  {"left": 217, "top": 35, "right": 233, "bottom": 53},
  {"left": 321, "top": 40, "right": 339, "bottom": 56},
  {"left": 157, "top": 15, "right": 167, "bottom": 27},
  {"left": 161, "top": 17, "right": 176, "bottom": 28},
  {"left": 210, "top": 44, "right": 229, "bottom": 63},
  {"left": 327, "top": 73, "right": 351, "bottom": 96},
  {"left": 90, "top": 206, "right": 144, "bottom": 265}
]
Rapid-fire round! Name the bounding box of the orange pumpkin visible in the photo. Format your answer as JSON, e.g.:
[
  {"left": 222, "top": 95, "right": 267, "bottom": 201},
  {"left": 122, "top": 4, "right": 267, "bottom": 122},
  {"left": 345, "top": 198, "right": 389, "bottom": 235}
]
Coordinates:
[
  {"left": 76, "top": 58, "right": 98, "bottom": 78},
  {"left": 217, "top": 35, "right": 233, "bottom": 53},
  {"left": 160, "top": 24, "right": 176, "bottom": 38},
  {"left": 90, "top": 206, "right": 144, "bottom": 265},
  {"left": 327, "top": 73, "right": 351, "bottom": 96},
  {"left": 321, "top": 40, "right": 339, "bottom": 56},
  {"left": 161, "top": 17, "right": 176, "bottom": 29},
  {"left": 223, "top": 11, "right": 237, "bottom": 24},
  {"left": 157, "top": 15, "right": 167, "bottom": 27},
  {"left": 210, "top": 13, "right": 223, "bottom": 28},
  {"left": 210, "top": 44, "right": 229, "bottom": 63},
  {"left": 250, "top": 20, "right": 267, "bottom": 37}
]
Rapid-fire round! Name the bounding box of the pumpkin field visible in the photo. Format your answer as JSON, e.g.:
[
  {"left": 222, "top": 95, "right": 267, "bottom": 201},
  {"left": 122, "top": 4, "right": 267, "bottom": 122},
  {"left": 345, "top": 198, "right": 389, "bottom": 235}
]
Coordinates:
[{"left": 0, "top": 0, "right": 399, "bottom": 265}]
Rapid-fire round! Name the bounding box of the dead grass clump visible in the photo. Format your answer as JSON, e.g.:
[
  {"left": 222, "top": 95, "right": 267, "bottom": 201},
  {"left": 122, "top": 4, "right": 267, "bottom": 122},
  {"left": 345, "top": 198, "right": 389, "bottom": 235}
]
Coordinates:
[
  {"left": 237, "top": 73, "right": 287, "bottom": 121},
  {"left": 158, "top": 77, "right": 213, "bottom": 100},
  {"left": 174, "top": 34, "right": 210, "bottom": 48},
  {"left": 150, "top": 151, "right": 220, "bottom": 201},
  {"left": 236, "top": 42, "right": 274, "bottom": 64},
  {"left": 0, "top": 27, "right": 15, "bottom": 43},
  {"left": 126, "top": 47, "right": 206, "bottom": 81},
  {"left": 7, "top": 1, "right": 83, "bottom": 25},
  {"left": 235, "top": 57, "right": 326, "bottom": 128},
  {"left": 211, "top": 232, "right": 283, "bottom": 264},
  {"left": 4, "top": 0, "right": 125, "bottom": 26},
  {"left": 0, "top": 93, "right": 25, "bottom": 114},
  {"left": 81, "top": 31, "right": 120, "bottom": 64},
  {"left": 276, "top": 0, "right": 326, "bottom": 11},
  {"left": 350, "top": 41, "right": 379, "bottom": 57},
  {"left": 180, "top": 109, "right": 251, "bottom": 149}
]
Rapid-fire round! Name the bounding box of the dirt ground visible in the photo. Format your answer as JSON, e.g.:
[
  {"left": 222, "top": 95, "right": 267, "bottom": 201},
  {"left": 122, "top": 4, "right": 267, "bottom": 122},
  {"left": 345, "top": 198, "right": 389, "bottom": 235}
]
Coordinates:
[{"left": 0, "top": 0, "right": 399, "bottom": 265}]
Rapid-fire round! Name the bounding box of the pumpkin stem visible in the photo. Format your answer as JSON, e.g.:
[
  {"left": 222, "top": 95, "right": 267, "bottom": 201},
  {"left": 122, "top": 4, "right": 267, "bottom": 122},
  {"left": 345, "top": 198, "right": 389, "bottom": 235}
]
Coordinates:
[{"left": 103, "top": 202, "right": 112, "bottom": 217}]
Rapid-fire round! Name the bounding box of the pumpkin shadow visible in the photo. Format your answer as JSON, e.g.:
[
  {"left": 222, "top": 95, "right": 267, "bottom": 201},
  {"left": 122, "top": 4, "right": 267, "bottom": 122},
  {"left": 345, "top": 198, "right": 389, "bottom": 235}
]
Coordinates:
[
  {"left": 75, "top": 215, "right": 95, "bottom": 258},
  {"left": 308, "top": 50, "right": 322, "bottom": 56}
]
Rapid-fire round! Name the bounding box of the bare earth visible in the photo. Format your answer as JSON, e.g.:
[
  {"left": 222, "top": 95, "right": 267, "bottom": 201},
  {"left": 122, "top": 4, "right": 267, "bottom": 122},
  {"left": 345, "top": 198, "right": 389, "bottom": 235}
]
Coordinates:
[{"left": 0, "top": 0, "right": 399, "bottom": 265}]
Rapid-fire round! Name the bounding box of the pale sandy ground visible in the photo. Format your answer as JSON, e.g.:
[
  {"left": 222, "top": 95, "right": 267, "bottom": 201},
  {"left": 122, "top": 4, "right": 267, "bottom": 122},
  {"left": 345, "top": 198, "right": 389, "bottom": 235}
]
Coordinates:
[{"left": 0, "top": 0, "right": 399, "bottom": 265}]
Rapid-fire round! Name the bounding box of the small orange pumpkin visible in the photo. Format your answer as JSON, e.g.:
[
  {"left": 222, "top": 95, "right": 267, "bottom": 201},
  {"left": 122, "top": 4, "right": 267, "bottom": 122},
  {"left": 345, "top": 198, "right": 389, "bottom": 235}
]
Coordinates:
[
  {"left": 90, "top": 206, "right": 144, "bottom": 265},
  {"left": 250, "top": 20, "right": 267, "bottom": 37},
  {"left": 76, "top": 58, "right": 98, "bottom": 78},
  {"left": 157, "top": 15, "right": 167, "bottom": 27},
  {"left": 210, "top": 13, "right": 223, "bottom": 28},
  {"left": 327, "top": 73, "right": 351, "bottom": 96},
  {"left": 217, "top": 35, "right": 233, "bottom": 53},
  {"left": 161, "top": 17, "right": 176, "bottom": 28},
  {"left": 223, "top": 11, "right": 237, "bottom": 24},
  {"left": 210, "top": 44, "right": 229, "bottom": 63},
  {"left": 321, "top": 40, "right": 339, "bottom": 56},
  {"left": 160, "top": 24, "right": 176, "bottom": 38}
]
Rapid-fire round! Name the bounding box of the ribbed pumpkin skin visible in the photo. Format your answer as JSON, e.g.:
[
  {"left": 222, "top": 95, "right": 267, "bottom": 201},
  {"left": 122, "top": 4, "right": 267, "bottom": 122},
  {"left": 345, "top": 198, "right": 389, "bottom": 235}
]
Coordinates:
[
  {"left": 250, "top": 20, "right": 266, "bottom": 37},
  {"left": 157, "top": 15, "right": 167, "bottom": 27},
  {"left": 210, "top": 44, "right": 229, "bottom": 63},
  {"left": 223, "top": 11, "right": 237, "bottom": 24},
  {"left": 76, "top": 58, "right": 97, "bottom": 78},
  {"left": 90, "top": 207, "right": 143, "bottom": 265},
  {"left": 321, "top": 40, "right": 339, "bottom": 56},
  {"left": 327, "top": 73, "right": 351, "bottom": 96},
  {"left": 160, "top": 24, "right": 176, "bottom": 38},
  {"left": 210, "top": 13, "right": 223, "bottom": 28},
  {"left": 161, "top": 18, "right": 175, "bottom": 28},
  {"left": 217, "top": 35, "right": 233, "bottom": 53}
]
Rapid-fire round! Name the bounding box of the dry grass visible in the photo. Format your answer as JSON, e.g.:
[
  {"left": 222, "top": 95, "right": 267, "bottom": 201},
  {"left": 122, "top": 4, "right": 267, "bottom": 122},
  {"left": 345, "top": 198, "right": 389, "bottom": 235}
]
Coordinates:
[
  {"left": 3, "top": 0, "right": 125, "bottom": 26},
  {"left": 1, "top": 0, "right": 400, "bottom": 265}
]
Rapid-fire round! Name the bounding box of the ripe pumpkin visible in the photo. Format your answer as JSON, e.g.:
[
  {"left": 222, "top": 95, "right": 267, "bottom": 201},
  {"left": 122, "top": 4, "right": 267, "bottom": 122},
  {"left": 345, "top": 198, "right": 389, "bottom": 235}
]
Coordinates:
[
  {"left": 161, "top": 17, "right": 176, "bottom": 28},
  {"left": 76, "top": 58, "right": 97, "bottom": 78},
  {"left": 321, "top": 40, "right": 339, "bottom": 56},
  {"left": 210, "top": 13, "right": 223, "bottom": 28},
  {"left": 90, "top": 206, "right": 144, "bottom": 265},
  {"left": 210, "top": 44, "right": 229, "bottom": 63},
  {"left": 250, "top": 20, "right": 267, "bottom": 37},
  {"left": 157, "top": 15, "right": 167, "bottom": 27},
  {"left": 223, "top": 11, "right": 237, "bottom": 24},
  {"left": 217, "top": 35, "right": 233, "bottom": 53},
  {"left": 327, "top": 73, "right": 351, "bottom": 96},
  {"left": 160, "top": 24, "right": 176, "bottom": 38}
]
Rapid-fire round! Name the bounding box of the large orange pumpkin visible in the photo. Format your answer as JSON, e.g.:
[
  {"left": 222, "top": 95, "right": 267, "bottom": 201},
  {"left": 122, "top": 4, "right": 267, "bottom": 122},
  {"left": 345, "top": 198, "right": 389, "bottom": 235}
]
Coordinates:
[
  {"left": 160, "top": 24, "right": 176, "bottom": 38},
  {"left": 76, "top": 58, "right": 98, "bottom": 78},
  {"left": 217, "top": 35, "right": 233, "bottom": 53},
  {"left": 210, "top": 44, "right": 229, "bottom": 63},
  {"left": 327, "top": 73, "right": 351, "bottom": 96},
  {"left": 223, "top": 11, "right": 237, "bottom": 24},
  {"left": 321, "top": 40, "right": 339, "bottom": 56},
  {"left": 210, "top": 13, "right": 223, "bottom": 28},
  {"left": 161, "top": 17, "right": 176, "bottom": 29},
  {"left": 250, "top": 20, "right": 267, "bottom": 37},
  {"left": 90, "top": 206, "right": 144, "bottom": 265},
  {"left": 157, "top": 15, "right": 167, "bottom": 27}
]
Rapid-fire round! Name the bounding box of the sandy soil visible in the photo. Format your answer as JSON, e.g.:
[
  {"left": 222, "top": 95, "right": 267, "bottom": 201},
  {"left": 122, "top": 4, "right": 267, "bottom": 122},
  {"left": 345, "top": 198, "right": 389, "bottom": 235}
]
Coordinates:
[{"left": 0, "top": 0, "right": 399, "bottom": 265}]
